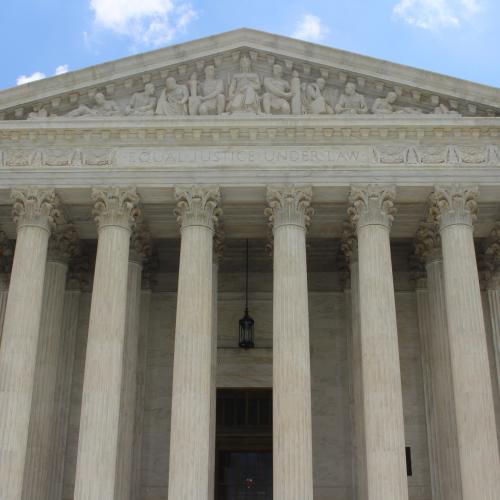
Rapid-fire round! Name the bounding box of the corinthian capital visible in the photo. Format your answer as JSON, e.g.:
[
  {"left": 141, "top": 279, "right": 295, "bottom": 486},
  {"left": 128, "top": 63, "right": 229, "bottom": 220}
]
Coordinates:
[
  {"left": 11, "top": 187, "right": 58, "bottom": 231},
  {"left": 348, "top": 185, "right": 396, "bottom": 229},
  {"left": 48, "top": 224, "right": 80, "bottom": 264},
  {"left": 265, "top": 185, "right": 313, "bottom": 232},
  {"left": 174, "top": 186, "right": 222, "bottom": 231},
  {"left": 429, "top": 185, "right": 478, "bottom": 229},
  {"left": 92, "top": 187, "right": 140, "bottom": 231},
  {"left": 483, "top": 222, "right": 500, "bottom": 287},
  {"left": 414, "top": 221, "right": 442, "bottom": 264},
  {"left": 130, "top": 223, "right": 153, "bottom": 264}
]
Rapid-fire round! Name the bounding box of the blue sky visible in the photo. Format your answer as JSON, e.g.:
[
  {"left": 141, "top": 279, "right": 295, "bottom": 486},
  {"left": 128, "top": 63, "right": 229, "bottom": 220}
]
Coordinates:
[{"left": 1, "top": 0, "right": 499, "bottom": 90}]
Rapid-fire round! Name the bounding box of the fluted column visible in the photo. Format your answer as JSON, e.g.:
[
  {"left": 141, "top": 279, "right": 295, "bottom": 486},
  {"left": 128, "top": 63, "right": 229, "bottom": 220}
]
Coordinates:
[
  {"left": 348, "top": 185, "right": 408, "bottom": 500},
  {"left": 48, "top": 263, "right": 85, "bottom": 500},
  {"left": 0, "top": 188, "right": 57, "bottom": 500},
  {"left": 74, "top": 187, "right": 140, "bottom": 500},
  {"left": 266, "top": 185, "right": 314, "bottom": 500},
  {"left": 116, "top": 225, "right": 152, "bottom": 500},
  {"left": 168, "top": 186, "right": 221, "bottom": 500},
  {"left": 0, "top": 231, "right": 14, "bottom": 345},
  {"left": 22, "top": 224, "right": 79, "bottom": 500},
  {"left": 414, "top": 223, "right": 462, "bottom": 500},
  {"left": 340, "top": 226, "right": 367, "bottom": 500},
  {"left": 484, "top": 223, "right": 500, "bottom": 398},
  {"left": 430, "top": 186, "right": 500, "bottom": 499}
]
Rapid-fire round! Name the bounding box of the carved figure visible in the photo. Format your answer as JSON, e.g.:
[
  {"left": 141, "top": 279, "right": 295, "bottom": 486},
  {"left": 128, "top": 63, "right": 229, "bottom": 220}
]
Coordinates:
[
  {"left": 27, "top": 105, "right": 49, "bottom": 120},
  {"left": 125, "top": 83, "right": 157, "bottom": 116},
  {"left": 188, "top": 72, "right": 200, "bottom": 116},
  {"left": 156, "top": 77, "right": 189, "bottom": 116},
  {"left": 434, "top": 100, "right": 460, "bottom": 115},
  {"left": 226, "top": 55, "right": 261, "bottom": 114},
  {"left": 372, "top": 92, "right": 398, "bottom": 114},
  {"left": 262, "top": 64, "right": 292, "bottom": 114},
  {"left": 303, "top": 78, "right": 333, "bottom": 114},
  {"left": 66, "top": 92, "right": 121, "bottom": 117},
  {"left": 335, "top": 82, "right": 368, "bottom": 115},
  {"left": 197, "top": 65, "right": 225, "bottom": 115},
  {"left": 290, "top": 71, "right": 302, "bottom": 115}
]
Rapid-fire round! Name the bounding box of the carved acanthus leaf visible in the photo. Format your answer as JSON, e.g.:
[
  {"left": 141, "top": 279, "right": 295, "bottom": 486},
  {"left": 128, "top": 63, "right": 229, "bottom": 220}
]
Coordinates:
[
  {"left": 174, "top": 186, "right": 222, "bottom": 231},
  {"left": 0, "top": 231, "right": 14, "bottom": 279},
  {"left": 265, "top": 185, "right": 313, "bottom": 231},
  {"left": 92, "top": 186, "right": 140, "bottom": 231},
  {"left": 428, "top": 185, "right": 478, "bottom": 229},
  {"left": 11, "top": 187, "right": 59, "bottom": 231},
  {"left": 347, "top": 185, "right": 396, "bottom": 229},
  {"left": 48, "top": 224, "right": 80, "bottom": 263},
  {"left": 130, "top": 223, "right": 153, "bottom": 264},
  {"left": 414, "top": 221, "right": 441, "bottom": 264}
]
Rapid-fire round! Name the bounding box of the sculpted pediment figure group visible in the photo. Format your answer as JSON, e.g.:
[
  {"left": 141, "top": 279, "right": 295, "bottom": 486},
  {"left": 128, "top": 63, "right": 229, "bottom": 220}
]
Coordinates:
[{"left": 17, "top": 54, "right": 473, "bottom": 120}]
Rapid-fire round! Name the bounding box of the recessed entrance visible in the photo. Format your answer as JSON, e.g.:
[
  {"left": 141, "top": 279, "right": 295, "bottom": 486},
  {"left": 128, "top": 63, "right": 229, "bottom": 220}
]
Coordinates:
[{"left": 215, "top": 388, "right": 272, "bottom": 499}]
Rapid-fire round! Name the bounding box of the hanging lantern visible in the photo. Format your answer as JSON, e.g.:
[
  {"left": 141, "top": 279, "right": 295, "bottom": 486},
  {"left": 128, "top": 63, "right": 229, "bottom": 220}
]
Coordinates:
[{"left": 239, "top": 239, "right": 255, "bottom": 349}]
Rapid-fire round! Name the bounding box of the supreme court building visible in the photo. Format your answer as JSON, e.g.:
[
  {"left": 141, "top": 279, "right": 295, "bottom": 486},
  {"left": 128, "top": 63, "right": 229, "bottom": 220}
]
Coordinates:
[{"left": 1, "top": 29, "right": 500, "bottom": 500}]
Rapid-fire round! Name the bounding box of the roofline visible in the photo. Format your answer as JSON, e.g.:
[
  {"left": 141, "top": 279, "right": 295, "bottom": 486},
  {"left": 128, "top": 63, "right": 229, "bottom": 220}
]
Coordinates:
[{"left": 1, "top": 28, "right": 499, "bottom": 110}]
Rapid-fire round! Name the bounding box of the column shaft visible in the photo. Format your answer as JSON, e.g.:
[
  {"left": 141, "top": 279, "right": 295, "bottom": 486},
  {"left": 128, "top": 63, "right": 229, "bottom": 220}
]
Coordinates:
[
  {"left": 349, "top": 185, "right": 408, "bottom": 500},
  {"left": 267, "top": 185, "right": 314, "bottom": 500},
  {"left": 74, "top": 187, "right": 139, "bottom": 500},
  {"left": 0, "top": 188, "right": 55, "bottom": 500},
  {"left": 167, "top": 186, "right": 220, "bottom": 500},
  {"left": 439, "top": 218, "right": 500, "bottom": 498},
  {"left": 487, "top": 286, "right": 500, "bottom": 400},
  {"left": 48, "top": 288, "right": 82, "bottom": 500},
  {"left": 22, "top": 259, "right": 69, "bottom": 500}
]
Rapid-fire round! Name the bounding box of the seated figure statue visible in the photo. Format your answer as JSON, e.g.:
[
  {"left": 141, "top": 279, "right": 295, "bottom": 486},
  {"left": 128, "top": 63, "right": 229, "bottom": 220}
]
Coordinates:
[
  {"left": 125, "top": 83, "right": 157, "bottom": 116},
  {"left": 262, "top": 64, "right": 292, "bottom": 114},
  {"left": 373, "top": 91, "right": 424, "bottom": 115},
  {"left": 156, "top": 77, "right": 189, "bottom": 116},
  {"left": 227, "top": 55, "right": 261, "bottom": 114},
  {"left": 434, "top": 99, "right": 460, "bottom": 115},
  {"left": 197, "top": 65, "right": 225, "bottom": 115},
  {"left": 66, "top": 92, "right": 122, "bottom": 117},
  {"left": 303, "top": 78, "right": 333, "bottom": 114},
  {"left": 335, "top": 82, "right": 368, "bottom": 115}
]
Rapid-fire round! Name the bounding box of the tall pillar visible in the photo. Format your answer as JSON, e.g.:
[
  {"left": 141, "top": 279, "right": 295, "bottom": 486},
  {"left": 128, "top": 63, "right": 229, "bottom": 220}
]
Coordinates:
[
  {"left": 266, "top": 185, "right": 314, "bottom": 500},
  {"left": 484, "top": 223, "right": 500, "bottom": 397},
  {"left": 348, "top": 185, "right": 408, "bottom": 500},
  {"left": 414, "top": 223, "right": 462, "bottom": 500},
  {"left": 430, "top": 185, "right": 500, "bottom": 499},
  {"left": 0, "top": 188, "right": 57, "bottom": 500},
  {"left": 22, "top": 224, "right": 79, "bottom": 500},
  {"left": 74, "top": 187, "right": 140, "bottom": 500},
  {"left": 116, "top": 224, "right": 152, "bottom": 500},
  {"left": 340, "top": 225, "right": 366, "bottom": 500},
  {"left": 0, "top": 230, "right": 14, "bottom": 345},
  {"left": 168, "top": 186, "right": 221, "bottom": 500}
]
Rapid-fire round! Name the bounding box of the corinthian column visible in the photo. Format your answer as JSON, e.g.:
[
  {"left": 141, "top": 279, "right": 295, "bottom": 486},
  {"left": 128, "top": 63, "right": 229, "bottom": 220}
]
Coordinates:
[
  {"left": 74, "top": 187, "right": 140, "bottom": 500},
  {"left": 414, "top": 223, "right": 461, "bottom": 500},
  {"left": 430, "top": 186, "right": 500, "bottom": 499},
  {"left": 348, "top": 185, "right": 408, "bottom": 500},
  {"left": 0, "top": 188, "right": 57, "bottom": 500},
  {"left": 266, "top": 185, "right": 314, "bottom": 500},
  {"left": 22, "top": 224, "right": 80, "bottom": 500},
  {"left": 116, "top": 224, "right": 152, "bottom": 500},
  {"left": 168, "top": 186, "right": 221, "bottom": 500},
  {"left": 484, "top": 223, "right": 500, "bottom": 398}
]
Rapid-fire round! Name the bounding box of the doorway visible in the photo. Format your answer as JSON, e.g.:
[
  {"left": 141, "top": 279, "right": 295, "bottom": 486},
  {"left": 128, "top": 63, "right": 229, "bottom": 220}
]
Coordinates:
[{"left": 215, "top": 388, "right": 272, "bottom": 500}]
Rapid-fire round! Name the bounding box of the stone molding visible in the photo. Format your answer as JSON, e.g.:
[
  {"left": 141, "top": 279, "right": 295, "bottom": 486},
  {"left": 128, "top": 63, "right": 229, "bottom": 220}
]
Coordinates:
[
  {"left": 414, "top": 221, "right": 442, "bottom": 264},
  {"left": 174, "top": 185, "right": 222, "bottom": 231},
  {"left": 348, "top": 184, "right": 397, "bottom": 229},
  {"left": 92, "top": 186, "right": 140, "bottom": 232},
  {"left": 429, "top": 185, "right": 479, "bottom": 230},
  {"left": 11, "top": 187, "right": 58, "bottom": 232},
  {"left": 48, "top": 224, "right": 80, "bottom": 264},
  {"left": 265, "top": 185, "right": 313, "bottom": 232}
]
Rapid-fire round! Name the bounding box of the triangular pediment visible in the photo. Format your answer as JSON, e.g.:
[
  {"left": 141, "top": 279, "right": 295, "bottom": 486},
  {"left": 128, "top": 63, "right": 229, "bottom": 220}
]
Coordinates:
[{"left": 1, "top": 28, "right": 499, "bottom": 120}]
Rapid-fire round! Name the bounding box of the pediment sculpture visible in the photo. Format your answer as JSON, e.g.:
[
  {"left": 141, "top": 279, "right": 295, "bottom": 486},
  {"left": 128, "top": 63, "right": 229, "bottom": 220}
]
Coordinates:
[{"left": 6, "top": 52, "right": 497, "bottom": 120}]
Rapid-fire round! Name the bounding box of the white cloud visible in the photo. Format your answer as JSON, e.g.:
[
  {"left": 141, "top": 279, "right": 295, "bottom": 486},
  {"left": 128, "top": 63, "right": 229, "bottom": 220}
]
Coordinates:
[
  {"left": 16, "top": 72, "right": 47, "bottom": 86},
  {"left": 292, "top": 14, "right": 329, "bottom": 42},
  {"left": 393, "top": 0, "right": 483, "bottom": 30},
  {"left": 55, "top": 64, "right": 69, "bottom": 75},
  {"left": 16, "top": 65, "right": 70, "bottom": 86},
  {"left": 89, "top": 0, "right": 197, "bottom": 47}
]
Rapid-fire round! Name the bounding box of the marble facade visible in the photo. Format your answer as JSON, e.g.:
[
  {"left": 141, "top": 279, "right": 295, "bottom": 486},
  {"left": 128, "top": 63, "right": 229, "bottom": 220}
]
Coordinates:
[{"left": 0, "top": 29, "right": 500, "bottom": 500}]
